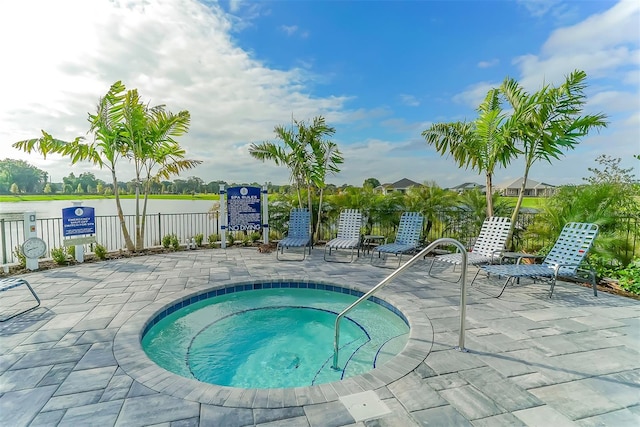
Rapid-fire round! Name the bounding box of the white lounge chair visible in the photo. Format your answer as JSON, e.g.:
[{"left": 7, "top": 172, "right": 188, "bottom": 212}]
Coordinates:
[
  {"left": 371, "top": 212, "right": 423, "bottom": 268},
  {"left": 428, "top": 216, "right": 511, "bottom": 281},
  {"left": 276, "top": 208, "right": 312, "bottom": 261},
  {"left": 474, "top": 222, "right": 599, "bottom": 298},
  {"left": 324, "top": 209, "right": 362, "bottom": 263}
]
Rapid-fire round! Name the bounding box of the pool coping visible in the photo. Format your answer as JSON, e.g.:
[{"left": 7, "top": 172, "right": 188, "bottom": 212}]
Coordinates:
[{"left": 113, "top": 277, "right": 434, "bottom": 408}]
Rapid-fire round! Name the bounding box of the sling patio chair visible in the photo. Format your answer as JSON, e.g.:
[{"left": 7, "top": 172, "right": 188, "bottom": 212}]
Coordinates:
[
  {"left": 473, "top": 222, "right": 599, "bottom": 298},
  {"left": 276, "top": 208, "right": 312, "bottom": 261},
  {"left": 0, "top": 277, "right": 41, "bottom": 322},
  {"left": 371, "top": 212, "right": 424, "bottom": 268},
  {"left": 428, "top": 216, "right": 511, "bottom": 282},
  {"left": 323, "top": 209, "right": 363, "bottom": 263}
]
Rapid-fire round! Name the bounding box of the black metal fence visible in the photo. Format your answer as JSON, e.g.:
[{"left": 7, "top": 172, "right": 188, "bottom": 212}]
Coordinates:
[{"left": 1, "top": 210, "right": 638, "bottom": 267}]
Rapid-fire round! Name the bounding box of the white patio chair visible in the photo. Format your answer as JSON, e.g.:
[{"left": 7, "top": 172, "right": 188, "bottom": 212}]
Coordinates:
[
  {"left": 324, "top": 209, "right": 362, "bottom": 263},
  {"left": 473, "top": 222, "right": 599, "bottom": 298},
  {"left": 371, "top": 212, "right": 423, "bottom": 268},
  {"left": 276, "top": 208, "right": 312, "bottom": 261},
  {"left": 428, "top": 216, "right": 511, "bottom": 281}
]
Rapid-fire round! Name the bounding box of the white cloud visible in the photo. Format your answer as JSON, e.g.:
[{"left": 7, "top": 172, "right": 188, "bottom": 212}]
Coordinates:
[
  {"left": 280, "top": 25, "right": 299, "bottom": 36},
  {"left": 516, "top": 0, "right": 562, "bottom": 18},
  {"left": 452, "top": 81, "right": 500, "bottom": 109},
  {"left": 477, "top": 59, "right": 499, "bottom": 69},
  {"left": 398, "top": 94, "right": 420, "bottom": 107},
  {"left": 0, "top": 0, "right": 348, "bottom": 183}
]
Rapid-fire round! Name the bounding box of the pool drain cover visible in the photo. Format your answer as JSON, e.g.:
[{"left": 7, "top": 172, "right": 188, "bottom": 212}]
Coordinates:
[{"left": 339, "top": 390, "right": 391, "bottom": 422}]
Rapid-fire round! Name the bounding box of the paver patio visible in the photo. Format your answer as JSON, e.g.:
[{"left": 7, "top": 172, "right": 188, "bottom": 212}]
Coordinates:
[{"left": 1, "top": 247, "right": 638, "bottom": 426}]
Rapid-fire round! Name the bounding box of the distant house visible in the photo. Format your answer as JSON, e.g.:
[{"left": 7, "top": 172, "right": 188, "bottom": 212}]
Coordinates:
[
  {"left": 449, "top": 182, "right": 485, "bottom": 194},
  {"left": 496, "top": 178, "right": 555, "bottom": 197},
  {"left": 375, "top": 178, "right": 422, "bottom": 195}
]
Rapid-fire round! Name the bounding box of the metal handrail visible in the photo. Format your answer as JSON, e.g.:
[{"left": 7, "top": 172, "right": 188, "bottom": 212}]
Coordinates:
[{"left": 332, "top": 237, "right": 469, "bottom": 369}]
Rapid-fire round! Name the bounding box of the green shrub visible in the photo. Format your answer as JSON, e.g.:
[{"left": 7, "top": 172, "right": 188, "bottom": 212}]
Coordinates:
[
  {"left": 162, "top": 234, "right": 174, "bottom": 248},
  {"left": 170, "top": 235, "right": 180, "bottom": 251},
  {"left": 250, "top": 232, "right": 261, "bottom": 243},
  {"left": 94, "top": 244, "right": 108, "bottom": 260},
  {"left": 194, "top": 233, "right": 204, "bottom": 247},
  {"left": 208, "top": 233, "right": 219, "bottom": 246},
  {"left": 67, "top": 245, "right": 75, "bottom": 258},
  {"left": 242, "top": 236, "right": 251, "bottom": 246},
  {"left": 227, "top": 233, "right": 235, "bottom": 246},
  {"left": 617, "top": 259, "right": 640, "bottom": 294},
  {"left": 51, "top": 247, "right": 69, "bottom": 265},
  {"left": 13, "top": 246, "right": 26, "bottom": 268}
]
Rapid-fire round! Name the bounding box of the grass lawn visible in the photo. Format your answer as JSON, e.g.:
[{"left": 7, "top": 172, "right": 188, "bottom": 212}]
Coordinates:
[
  {"left": 0, "top": 194, "right": 220, "bottom": 202},
  {"left": 501, "top": 196, "right": 544, "bottom": 209}
]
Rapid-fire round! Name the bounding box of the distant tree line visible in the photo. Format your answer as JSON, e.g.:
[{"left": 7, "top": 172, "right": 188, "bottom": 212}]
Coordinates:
[{"left": 0, "top": 158, "right": 358, "bottom": 196}]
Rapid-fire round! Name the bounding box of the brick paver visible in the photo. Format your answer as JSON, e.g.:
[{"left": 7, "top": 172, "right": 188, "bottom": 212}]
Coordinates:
[{"left": 1, "top": 247, "right": 638, "bottom": 426}]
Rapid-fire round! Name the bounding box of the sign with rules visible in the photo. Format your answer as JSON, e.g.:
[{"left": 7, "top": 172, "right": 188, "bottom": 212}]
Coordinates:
[
  {"left": 62, "top": 207, "right": 96, "bottom": 236},
  {"left": 227, "top": 186, "right": 261, "bottom": 231}
]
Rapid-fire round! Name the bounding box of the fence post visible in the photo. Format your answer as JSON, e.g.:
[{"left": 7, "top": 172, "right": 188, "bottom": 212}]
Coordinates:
[
  {"left": 1, "top": 219, "right": 7, "bottom": 273},
  {"left": 157, "top": 213, "right": 162, "bottom": 242}
]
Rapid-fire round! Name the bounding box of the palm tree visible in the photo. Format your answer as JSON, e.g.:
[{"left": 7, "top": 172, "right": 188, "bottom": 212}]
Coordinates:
[
  {"left": 501, "top": 69, "right": 608, "bottom": 246},
  {"left": 13, "top": 81, "right": 200, "bottom": 252},
  {"left": 249, "top": 116, "right": 340, "bottom": 242},
  {"left": 249, "top": 122, "right": 307, "bottom": 208},
  {"left": 122, "top": 94, "right": 199, "bottom": 250},
  {"left": 309, "top": 138, "right": 343, "bottom": 240},
  {"left": 422, "top": 89, "right": 518, "bottom": 217},
  {"left": 404, "top": 182, "right": 458, "bottom": 239}
]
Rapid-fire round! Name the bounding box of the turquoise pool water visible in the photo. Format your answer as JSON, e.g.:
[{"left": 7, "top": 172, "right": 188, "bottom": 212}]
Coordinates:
[{"left": 141, "top": 286, "right": 409, "bottom": 388}]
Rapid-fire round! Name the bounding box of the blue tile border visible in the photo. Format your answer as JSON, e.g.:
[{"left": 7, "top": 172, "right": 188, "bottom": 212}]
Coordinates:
[{"left": 142, "top": 280, "right": 409, "bottom": 338}]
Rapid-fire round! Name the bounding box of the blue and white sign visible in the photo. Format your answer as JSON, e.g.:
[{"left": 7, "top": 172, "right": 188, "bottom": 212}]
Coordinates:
[
  {"left": 62, "top": 207, "right": 96, "bottom": 237},
  {"left": 227, "top": 186, "right": 261, "bottom": 231}
]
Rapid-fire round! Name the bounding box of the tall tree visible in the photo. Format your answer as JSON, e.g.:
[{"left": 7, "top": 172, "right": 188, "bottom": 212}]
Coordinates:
[
  {"left": 13, "top": 81, "right": 200, "bottom": 251},
  {"left": 501, "top": 69, "right": 608, "bottom": 246},
  {"left": 305, "top": 119, "right": 343, "bottom": 240},
  {"left": 404, "top": 182, "right": 458, "bottom": 238},
  {"left": 249, "top": 116, "right": 341, "bottom": 242},
  {"left": 0, "top": 159, "right": 48, "bottom": 194},
  {"left": 121, "top": 92, "right": 199, "bottom": 250},
  {"left": 422, "top": 89, "right": 519, "bottom": 217}
]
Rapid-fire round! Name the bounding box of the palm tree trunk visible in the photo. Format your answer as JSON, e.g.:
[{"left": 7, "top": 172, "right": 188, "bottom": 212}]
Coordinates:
[
  {"left": 507, "top": 166, "right": 531, "bottom": 250},
  {"left": 137, "top": 178, "right": 151, "bottom": 251},
  {"left": 485, "top": 173, "right": 494, "bottom": 218},
  {"left": 307, "top": 184, "right": 314, "bottom": 245},
  {"left": 112, "top": 170, "right": 135, "bottom": 251},
  {"left": 314, "top": 187, "right": 325, "bottom": 241}
]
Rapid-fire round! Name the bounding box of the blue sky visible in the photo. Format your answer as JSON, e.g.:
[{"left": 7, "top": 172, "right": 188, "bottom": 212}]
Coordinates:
[{"left": 0, "top": 0, "right": 638, "bottom": 188}]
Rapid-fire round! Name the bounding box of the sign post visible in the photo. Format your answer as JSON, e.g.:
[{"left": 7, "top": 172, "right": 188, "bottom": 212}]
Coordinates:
[
  {"left": 62, "top": 203, "right": 95, "bottom": 263},
  {"left": 219, "top": 185, "right": 227, "bottom": 249},
  {"left": 262, "top": 183, "right": 269, "bottom": 244}
]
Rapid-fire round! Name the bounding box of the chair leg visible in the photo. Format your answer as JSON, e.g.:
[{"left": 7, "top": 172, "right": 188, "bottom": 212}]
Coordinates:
[
  {"left": 0, "top": 279, "right": 41, "bottom": 322},
  {"left": 469, "top": 269, "right": 482, "bottom": 287},
  {"left": 496, "top": 277, "right": 513, "bottom": 298},
  {"left": 427, "top": 257, "right": 437, "bottom": 276},
  {"left": 591, "top": 271, "right": 598, "bottom": 297},
  {"left": 325, "top": 246, "right": 358, "bottom": 263},
  {"left": 277, "top": 244, "right": 306, "bottom": 261}
]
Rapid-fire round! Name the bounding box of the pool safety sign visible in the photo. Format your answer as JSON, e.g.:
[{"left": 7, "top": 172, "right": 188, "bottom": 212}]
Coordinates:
[
  {"left": 227, "top": 186, "right": 261, "bottom": 231},
  {"left": 62, "top": 206, "right": 96, "bottom": 237}
]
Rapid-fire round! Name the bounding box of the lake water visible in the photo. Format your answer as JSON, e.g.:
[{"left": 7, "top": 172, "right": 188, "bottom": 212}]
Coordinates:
[{"left": 0, "top": 199, "right": 217, "bottom": 220}]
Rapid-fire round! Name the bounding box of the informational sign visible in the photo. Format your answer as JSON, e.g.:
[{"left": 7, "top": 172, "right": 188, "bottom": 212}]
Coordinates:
[
  {"left": 227, "top": 186, "right": 261, "bottom": 232},
  {"left": 62, "top": 206, "right": 96, "bottom": 237}
]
